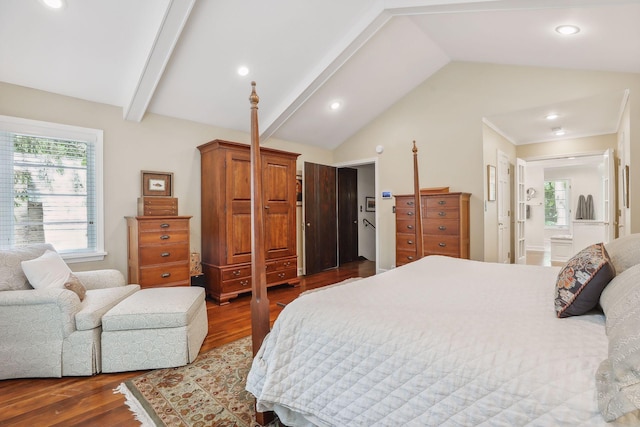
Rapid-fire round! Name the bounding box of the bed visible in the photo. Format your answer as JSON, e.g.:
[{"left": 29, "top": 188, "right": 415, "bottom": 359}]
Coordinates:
[{"left": 244, "top": 83, "right": 640, "bottom": 426}]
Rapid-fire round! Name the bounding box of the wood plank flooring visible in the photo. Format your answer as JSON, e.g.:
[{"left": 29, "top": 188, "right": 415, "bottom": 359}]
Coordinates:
[{"left": 0, "top": 260, "right": 375, "bottom": 427}]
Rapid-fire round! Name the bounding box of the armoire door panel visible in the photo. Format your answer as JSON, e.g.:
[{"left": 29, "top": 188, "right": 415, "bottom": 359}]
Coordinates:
[
  {"left": 228, "top": 153, "right": 251, "bottom": 201},
  {"left": 229, "top": 211, "right": 251, "bottom": 264},
  {"left": 263, "top": 157, "right": 290, "bottom": 202}
]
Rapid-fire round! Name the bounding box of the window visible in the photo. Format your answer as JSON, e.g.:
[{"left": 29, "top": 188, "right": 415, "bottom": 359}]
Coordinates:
[
  {"left": 0, "top": 115, "right": 105, "bottom": 262},
  {"left": 544, "top": 179, "right": 570, "bottom": 228}
]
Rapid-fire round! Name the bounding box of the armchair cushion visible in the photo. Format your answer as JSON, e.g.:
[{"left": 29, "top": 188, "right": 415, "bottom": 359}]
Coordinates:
[
  {"left": 74, "top": 269, "right": 126, "bottom": 290},
  {"left": 0, "top": 243, "right": 55, "bottom": 291},
  {"left": 21, "top": 249, "right": 71, "bottom": 290},
  {"left": 75, "top": 284, "right": 140, "bottom": 331}
]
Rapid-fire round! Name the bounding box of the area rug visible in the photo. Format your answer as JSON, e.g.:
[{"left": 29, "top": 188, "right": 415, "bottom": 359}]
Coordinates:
[{"left": 115, "top": 336, "right": 276, "bottom": 427}]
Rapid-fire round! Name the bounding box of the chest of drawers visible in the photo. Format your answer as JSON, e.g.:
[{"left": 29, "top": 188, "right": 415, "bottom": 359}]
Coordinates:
[
  {"left": 126, "top": 216, "right": 191, "bottom": 288},
  {"left": 395, "top": 192, "right": 470, "bottom": 266}
]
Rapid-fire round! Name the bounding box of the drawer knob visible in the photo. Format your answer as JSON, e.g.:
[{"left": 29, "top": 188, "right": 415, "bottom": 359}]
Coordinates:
[
  {"left": 407, "top": 211, "right": 414, "bottom": 216},
  {"left": 161, "top": 252, "right": 170, "bottom": 257},
  {"left": 161, "top": 273, "right": 171, "bottom": 278},
  {"left": 438, "top": 225, "right": 447, "bottom": 231},
  {"left": 241, "top": 280, "right": 249, "bottom": 286},
  {"left": 407, "top": 225, "right": 414, "bottom": 230},
  {"left": 407, "top": 201, "right": 414, "bottom": 206},
  {"left": 438, "top": 200, "right": 446, "bottom": 205},
  {"left": 439, "top": 242, "right": 446, "bottom": 247},
  {"left": 407, "top": 240, "right": 413, "bottom": 245},
  {"left": 407, "top": 256, "right": 414, "bottom": 260},
  {"left": 438, "top": 212, "right": 446, "bottom": 217},
  {"left": 160, "top": 223, "right": 170, "bottom": 228},
  {"left": 160, "top": 235, "right": 170, "bottom": 240},
  {"left": 232, "top": 270, "right": 241, "bottom": 276}
]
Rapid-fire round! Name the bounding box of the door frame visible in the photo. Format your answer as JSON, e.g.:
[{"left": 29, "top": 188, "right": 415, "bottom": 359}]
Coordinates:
[{"left": 319, "top": 157, "right": 379, "bottom": 273}]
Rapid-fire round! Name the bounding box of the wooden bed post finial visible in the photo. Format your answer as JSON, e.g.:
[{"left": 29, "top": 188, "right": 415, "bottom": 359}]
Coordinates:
[{"left": 250, "top": 81, "right": 259, "bottom": 106}]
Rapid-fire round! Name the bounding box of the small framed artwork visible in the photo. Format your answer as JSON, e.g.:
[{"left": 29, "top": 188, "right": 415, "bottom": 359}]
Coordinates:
[
  {"left": 487, "top": 165, "right": 496, "bottom": 201},
  {"left": 141, "top": 171, "right": 173, "bottom": 197},
  {"left": 365, "top": 196, "right": 375, "bottom": 212},
  {"left": 296, "top": 174, "right": 302, "bottom": 206}
]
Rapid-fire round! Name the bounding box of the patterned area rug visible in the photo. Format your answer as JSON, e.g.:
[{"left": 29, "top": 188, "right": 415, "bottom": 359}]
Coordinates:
[{"left": 116, "top": 336, "right": 274, "bottom": 427}]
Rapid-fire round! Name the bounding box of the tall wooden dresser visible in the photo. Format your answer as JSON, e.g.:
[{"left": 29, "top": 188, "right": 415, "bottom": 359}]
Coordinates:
[
  {"left": 197, "top": 139, "right": 300, "bottom": 304},
  {"left": 126, "top": 216, "right": 191, "bottom": 288},
  {"left": 395, "top": 191, "right": 471, "bottom": 266}
]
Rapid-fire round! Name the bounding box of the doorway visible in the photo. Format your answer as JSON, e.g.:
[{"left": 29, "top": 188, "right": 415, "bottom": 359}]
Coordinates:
[{"left": 303, "top": 160, "right": 377, "bottom": 275}]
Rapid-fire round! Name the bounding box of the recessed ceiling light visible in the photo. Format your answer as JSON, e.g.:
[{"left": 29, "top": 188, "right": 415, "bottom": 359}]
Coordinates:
[
  {"left": 41, "top": 0, "right": 66, "bottom": 9},
  {"left": 555, "top": 25, "right": 580, "bottom": 35},
  {"left": 545, "top": 113, "right": 559, "bottom": 120},
  {"left": 330, "top": 101, "right": 341, "bottom": 110},
  {"left": 237, "top": 66, "right": 249, "bottom": 77}
]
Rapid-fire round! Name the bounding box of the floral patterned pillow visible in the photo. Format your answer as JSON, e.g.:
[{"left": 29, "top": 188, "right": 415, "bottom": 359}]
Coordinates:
[{"left": 555, "top": 243, "right": 615, "bottom": 318}]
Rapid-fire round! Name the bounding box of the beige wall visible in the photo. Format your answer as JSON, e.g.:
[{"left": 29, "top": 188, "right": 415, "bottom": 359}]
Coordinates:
[
  {"left": 0, "top": 81, "right": 332, "bottom": 275},
  {"left": 334, "top": 62, "right": 640, "bottom": 269},
  {"left": 482, "top": 124, "right": 516, "bottom": 263},
  {"left": 2, "top": 60, "right": 639, "bottom": 276},
  {"left": 517, "top": 134, "right": 617, "bottom": 159}
]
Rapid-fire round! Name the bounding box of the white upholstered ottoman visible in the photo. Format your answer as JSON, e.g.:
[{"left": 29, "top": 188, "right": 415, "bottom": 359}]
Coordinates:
[{"left": 101, "top": 287, "right": 208, "bottom": 373}]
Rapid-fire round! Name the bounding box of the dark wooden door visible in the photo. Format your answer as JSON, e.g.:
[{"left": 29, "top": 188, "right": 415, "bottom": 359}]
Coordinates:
[
  {"left": 338, "top": 167, "right": 358, "bottom": 264},
  {"left": 304, "top": 162, "right": 337, "bottom": 275}
]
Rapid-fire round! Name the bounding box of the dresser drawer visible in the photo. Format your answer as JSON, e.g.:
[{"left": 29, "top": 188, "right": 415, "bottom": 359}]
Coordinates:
[
  {"left": 423, "top": 219, "right": 459, "bottom": 235},
  {"left": 425, "top": 195, "right": 460, "bottom": 210},
  {"left": 266, "top": 267, "right": 297, "bottom": 284},
  {"left": 424, "top": 235, "right": 460, "bottom": 256},
  {"left": 425, "top": 209, "right": 460, "bottom": 220},
  {"left": 138, "top": 218, "right": 189, "bottom": 232},
  {"left": 396, "top": 233, "right": 418, "bottom": 251},
  {"left": 396, "top": 219, "right": 417, "bottom": 234},
  {"left": 139, "top": 244, "right": 189, "bottom": 265},
  {"left": 139, "top": 229, "right": 189, "bottom": 245},
  {"left": 396, "top": 249, "right": 418, "bottom": 265},
  {"left": 221, "top": 265, "right": 251, "bottom": 281},
  {"left": 139, "top": 262, "right": 190, "bottom": 286},
  {"left": 395, "top": 197, "right": 418, "bottom": 209},
  {"left": 396, "top": 207, "right": 419, "bottom": 220}
]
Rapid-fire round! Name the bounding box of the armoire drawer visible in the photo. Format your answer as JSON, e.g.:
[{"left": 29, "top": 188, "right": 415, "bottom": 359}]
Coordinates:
[
  {"left": 221, "top": 264, "right": 252, "bottom": 281},
  {"left": 266, "top": 268, "right": 297, "bottom": 284}
]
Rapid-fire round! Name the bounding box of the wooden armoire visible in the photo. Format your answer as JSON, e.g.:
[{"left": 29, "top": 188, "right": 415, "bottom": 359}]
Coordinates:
[{"left": 197, "top": 139, "right": 300, "bottom": 304}]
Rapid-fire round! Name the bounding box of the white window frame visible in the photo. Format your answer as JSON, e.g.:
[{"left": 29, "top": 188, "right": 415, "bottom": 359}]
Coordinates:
[
  {"left": 0, "top": 115, "right": 105, "bottom": 263},
  {"left": 544, "top": 178, "right": 571, "bottom": 230}
]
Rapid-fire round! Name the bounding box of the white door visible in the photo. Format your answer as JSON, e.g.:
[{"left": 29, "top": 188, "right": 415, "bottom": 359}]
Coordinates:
[
  {"left": 497, "top": 150, "right": 511, "bottom": 264},
  {"left": 515, "top": 158, "right": 526, "bottom": 264},
  {"left": 603, "top": 149, "right": 615, "bottom": 242}
]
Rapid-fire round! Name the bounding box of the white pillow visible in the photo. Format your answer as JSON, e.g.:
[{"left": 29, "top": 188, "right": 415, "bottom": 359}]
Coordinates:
[{"left": 21, "top": 249, "right": 71, "bottom": 290}]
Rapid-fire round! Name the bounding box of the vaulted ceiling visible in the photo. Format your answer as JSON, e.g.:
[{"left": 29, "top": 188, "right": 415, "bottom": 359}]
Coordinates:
[{"left": 1, "top": 0, "right": 638, "bottom": 149}]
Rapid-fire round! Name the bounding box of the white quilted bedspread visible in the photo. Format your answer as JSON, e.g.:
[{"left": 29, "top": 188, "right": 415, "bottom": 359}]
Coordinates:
[{"left": 246, "top": 256, "right": 640, "bottom": 426}]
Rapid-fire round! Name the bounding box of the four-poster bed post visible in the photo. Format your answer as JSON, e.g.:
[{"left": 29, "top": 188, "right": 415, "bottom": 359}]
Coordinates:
[
  {"left": 249, "top": 82, "right": 275, "bottom": 427},
  {"left": 412, "top": 141, "right": 424, "bottom": 260}
]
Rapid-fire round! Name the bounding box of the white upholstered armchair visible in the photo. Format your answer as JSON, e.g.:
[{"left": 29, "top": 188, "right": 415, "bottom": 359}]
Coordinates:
[{"left": 0, "top": 244, "right": 139, "bottom": 379}]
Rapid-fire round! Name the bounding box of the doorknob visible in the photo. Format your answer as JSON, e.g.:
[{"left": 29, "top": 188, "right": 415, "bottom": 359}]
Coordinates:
[
  {"left": 306, "top": 222, "right": 311, "bottom": 227},
  {"left": 353, "top": 220, "right": 357, "bottom": 224}
]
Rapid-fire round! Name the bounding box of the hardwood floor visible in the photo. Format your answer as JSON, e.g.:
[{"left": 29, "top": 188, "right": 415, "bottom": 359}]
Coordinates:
[{"left": 0, "top": 260, "right": 376, "bottom": 427}]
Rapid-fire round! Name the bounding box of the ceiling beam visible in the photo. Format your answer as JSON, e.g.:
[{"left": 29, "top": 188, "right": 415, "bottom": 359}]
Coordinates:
[{"left": 123, "top": 0, "right": 195, "bottom": 122}]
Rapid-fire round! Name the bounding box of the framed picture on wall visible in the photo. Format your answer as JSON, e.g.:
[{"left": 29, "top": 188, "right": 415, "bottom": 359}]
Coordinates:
[
  {"left": 487, "top": 165, "right": 496, "bottom": 201},
  {"left": 365, "top": 197, "right": 375, "bottom": 212},
  {"left": 296, "top": 174, "right": 302, "bottom": 206},
  {"left": 141, "top": 171, "right": 174, "bottom": 197}
]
